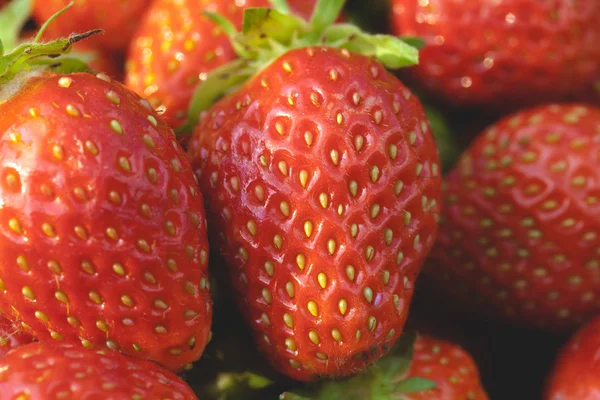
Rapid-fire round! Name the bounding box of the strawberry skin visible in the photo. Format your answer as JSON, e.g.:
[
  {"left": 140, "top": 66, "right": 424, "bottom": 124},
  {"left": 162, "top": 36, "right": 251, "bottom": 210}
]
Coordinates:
[
  {"left": 406, "top": 335, "right": 488, "bottom": 400},
  {"left": 390, "top": 0, "right": 600, "bottom": 109},
  {"left": 545, "top": 316, "right": 600, "bottom": 400},
  {"left": 32, "top": 0, "right": 153, "bottom": 52},
  {"left": 188, "top": 47, "right": 441, "bottom": 381},
  {"left": 0, "top": 72, "right": 211, "bottom": 370},
  {"left": 125, "top": 0, "right": 316, "bottom": 130},
  {"left": 427, "top": 104, "right": 600, "bottom": 330},
  {"left": 0, "top": 342, "right": 197, "bottom": 399},
  {"left": 0, "top": 314, "right": 34, "bottom": 357}
]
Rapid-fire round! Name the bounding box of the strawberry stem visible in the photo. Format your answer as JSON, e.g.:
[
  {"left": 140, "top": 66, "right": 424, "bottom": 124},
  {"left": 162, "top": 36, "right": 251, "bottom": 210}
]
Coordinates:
[
  {"left": 34, "top": 1, "right": 74, "bottom": 43},
  {"left": 177, "top": 0, "right": 421, "bottom": 135},
  {"left": 268, "top": 0, "right": 290, "bottom": 14}
]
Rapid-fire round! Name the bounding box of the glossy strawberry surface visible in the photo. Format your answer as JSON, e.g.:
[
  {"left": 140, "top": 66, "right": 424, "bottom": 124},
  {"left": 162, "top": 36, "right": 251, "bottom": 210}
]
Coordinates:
[
  {"left": 188, "top": 47, "right": 441, "bottom": 381},
  {"left": 428, "top": 104, "right": 600, "bottom": 330},
  {"left": 0, "top": 314, "right": 34, "bottom": 357},
  {"left": 32, "top": 0, "right": 152, "bottom": 52},
  {"left": 0, "top": 72, "right": 212, "bottom": 370},
  {"left": 545, "top": 316, "right": 600, "bottom": 400},
  {"left": 391, "top": 0, "right": 600, "bottom": 110},
  {"left": 0, "top": 342, "right": 198, "bottom": 399},
  {"left": 125, "top": 0, "right": 317, "bottom": 130},
  {"left": 407, "top": 335, "right": 488, "bottom": 400}
]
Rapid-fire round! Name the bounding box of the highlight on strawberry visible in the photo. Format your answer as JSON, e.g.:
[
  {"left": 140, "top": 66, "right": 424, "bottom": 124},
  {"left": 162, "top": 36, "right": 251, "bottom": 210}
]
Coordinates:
[
  {"left": 0, "top": 2, "right": 212, "bottom": 372},
  {"left": 186, "top": 0, "right": 441, "bottom": 382}
]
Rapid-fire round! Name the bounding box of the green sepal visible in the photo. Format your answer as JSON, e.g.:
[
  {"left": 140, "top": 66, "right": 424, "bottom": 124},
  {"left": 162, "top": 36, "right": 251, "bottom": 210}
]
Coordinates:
[
  {"left": 280, "top": 331, "right": 437, "bottom": 400},
  {"left": 399, "top": 36, "right": 426, "bottom": 50},
  {"left": 423, "top": 103, "right": 459, "bottom": 172},
  {"left": 175, "top": 59, "right": 254, "bottom": 135},
  {"left": 323, "top": 24, "right": 419, "bottom": 69},
  {"left": 267, "top": 0, "right": 290, "bottom": 14},
  {"left": 0, "top": 0, "right": 32, "bottom": 54},
  {"left": 179, "top": 1, "right": 422, "bottom": 134},
  {"left": 394, "top": 377, "right": 438, "bottom": 394},
  {"left": 0, "top": 30, "right": 101, "bottom": 83}
]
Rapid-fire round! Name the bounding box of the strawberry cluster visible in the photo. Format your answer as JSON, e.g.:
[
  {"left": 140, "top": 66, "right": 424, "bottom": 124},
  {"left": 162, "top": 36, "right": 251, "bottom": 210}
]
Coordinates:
[{"left": 0, "top": 0, "right": 597, "bottom": 399}]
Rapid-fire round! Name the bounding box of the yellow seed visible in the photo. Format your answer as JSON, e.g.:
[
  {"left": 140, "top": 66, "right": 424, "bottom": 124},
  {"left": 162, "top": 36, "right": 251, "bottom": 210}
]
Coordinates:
[
  {"left": 137, "top": 239, "right": 151, "bottom": 253},
  {"left": 388, "top": 144, "right": 398, "bottom": 160},
  {"left": 307, "top": 301, "right": 319, "bottom": 317},
  {"left": 338, "top": 299, "right": 348, "bottom": 315},
  {"left": 22, "top": 286, "right": 35, "bottom": 300},
  {"left": 283, "top": 313, "right": 294, "bottom": 328},
  {"left": 278, "top": 161, "right": 288, "bottom": 176},
  {"left": 58, "top": 77, "right": 72, "bottom": 88},
  {"left": 327, "top": 239, "right": 336, "bottom": 255},
  {"left": 349, "top": 181, "right": 358, "bottom": 197},
  {"left": 255, "top": 185, "right": 265, "bottom": 201},
  {"left": 309, "top": 330, "right": 320, "bottom": 344},
  {"left": 364, "top": 287, "right": 373, "bottom": 303},
  {"left": 52, "top": 144, "right": 64, "bottom": 160},
  {"left": 368, "top": 316, "right": 377, "bottom": 331},
  {"left": 112, "top": 263, "right": 125, "bottom": 276},
  {"left": 317, "top": 273, "right": 327, "bottom": 289},
  {"left": 346, "top": 265, "right": 356, "bottom": 281},
  {"left": 354, "top": 135, "right": 364, "bottom": 151},
  {"left": 142, "top": 134, "right": 155, "bottom": 149},
  {"left": 17, "top": 256, "right": 29, "bottom": 272},
  {"left": 384, "top": 229, "right": 393, "bottom": 245},
  {"left": 370, "top": 204, "right": 381, "bottom": 219},
  {"left": 118, "top": 157, "right": 131, "bottom": 172},
  {"left": 365, "top": 245, "right": 375, "bottom": 261},
  {"left": 262, "top": 288, "right": 272, "bottom": 304},
  {"left": 84, "top": 140, "right": 99, "bottom": 155},
  {"left": 286, "top": 282, "right": 295, "bottom": 298},
  {"left": 89, "top": 290, "right": 103, "bottom": 305},
  {"left": 330, "top": 150, "right": 340, "bottom": 165},
  {"left": 382, "top": 270, "right": 390, "bottom": 285},
  {"left": 351, "top": 224, "right": 359, "bottom": 238},
  {"left": 319, "top": 193, "right": 329, "bottom": 208},
  {"left": 66, "top": 104, "right": 80, "bottom": 117},
  {"left": 280, "top": 201, "right": 290, "bottom": 217},
  {"left": 154, "top": 299, "right": 168, "bottom": 309},
  {"left": 247, "top": 220, "right": 257, "bottom": 236},
  {"left": 296, "top": 254, "right": 306, "bottom": 270},
  {"left": 35, "top": 311, "right": 49, "bottom": 322},
  {"left": 331, "top": 329, "right": 342, "bottom": 342},
  {"left": 304, "top": 221, "right": 313, "bottom": 238},
  {"left": 285, "top": 338, "right": 297, "bottom": 351},
  {"left": 106, "top": 227, "right": 118, "bottom": 240},
  {"left": 146, "top": 168, "right": 158, "bottom": 183},
  {"left": 299, "top": 170, "right": 308, "bottom": 188},
  {"left": 55, "top": 290, "right": 69, "bottom": 303},
  {"left": 273, "top": 234, "right": 283, "bottom": 250},
  {"left": 81, "top": 260, "right": 95, "bottom": 275},
  {"left": 370, "top": 166, "right": 380, "bottom": 182},
  {"left": 110, "top": 120, "right": 123, "bottom": 135},
  {"left": 96, "top": 319, "right": 109, "bottom": 332},
  {"left": 9, "top": 218, "right": 21, "bottom": 234}
]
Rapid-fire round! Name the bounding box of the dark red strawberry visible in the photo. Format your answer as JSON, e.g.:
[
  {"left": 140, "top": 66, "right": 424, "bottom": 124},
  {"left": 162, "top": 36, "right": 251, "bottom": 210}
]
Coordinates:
[
  {"left": 390, "top": 0, "right": 600, "bottom": 110},
  {"left": 427, "top": 103, "right": 600, "bottom": 330},
  {"left": 0, "top": 314, "right": 34, "bottom": 357},
  {"left": 125, "top": 0, "right": 317, "bottom": 132},
  {"left": 545, "top": 316, "right": 600, "bottom": 400},
  {"left": 0, "top": 342, "right": 198, "bottom": 399},
  {"left": 281, "top": 333, "right": 488, "bottom": 399},
  {"left": 187, "top": 2, "right": 440, "bottom": 381},
  {"left": 0, "top": 29, "right": 212, "bottom": 370},
  {"left": 32, "top": 0, "right": 152, "bottom": 52}
]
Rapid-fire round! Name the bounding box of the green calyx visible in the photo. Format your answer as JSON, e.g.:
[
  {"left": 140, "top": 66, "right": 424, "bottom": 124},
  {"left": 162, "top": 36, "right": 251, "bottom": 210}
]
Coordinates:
[
  {"left": 279, "top": 331, "right": 437, "bottom": 400},
  {"left": 177, "top": 0, "right": 421, "bottom": 134},
  {"left": 0, "top": 1, "right": 99, "bottom": 85}
]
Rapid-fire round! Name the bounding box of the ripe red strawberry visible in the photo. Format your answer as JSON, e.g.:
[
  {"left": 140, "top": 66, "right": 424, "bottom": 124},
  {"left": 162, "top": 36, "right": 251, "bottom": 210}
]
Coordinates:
[
  {"left": 0, "top": 314, "right": 34, "bottom": 357},
  {"left": 545, "top": 316, "right": 600, "bottom": 400},
  {"left": 187, "top": 2, "right": 440, "bottom": 381},
  {"left": 427, "top": 103, "right": 600, "bottom": 330},
  {"left": 281, "top": 333, "right": 488, "bottom": 399},
  {"left": 390, "top": 0, "right": 600, "bottom": 110},
  {"left": 0, "top": 30, "right": 212, "bottom": 369},
  {"left": 125, "top": 0, "right": 317, "bottom": 131},
  {"left": 32, "top": 0, "right": 152, "bottom": 52},
  {"left": 0, "top": 342, "right": 198, "bottom": 399},
  {"left": 405, "top": 335, "right": 488, "bottom": 400}
]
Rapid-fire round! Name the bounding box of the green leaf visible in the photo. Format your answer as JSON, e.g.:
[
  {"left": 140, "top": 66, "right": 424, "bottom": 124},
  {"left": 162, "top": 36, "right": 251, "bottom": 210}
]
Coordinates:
[
  {"left": 0, "top": 0, "right": 32, "bottom": 52},
  {"left": 323, "top": 24, "right": 419, "bottom": 69},
  {"left": 399, "top": 36, "right": 426, "bottom": 50},
  {"left": 280, "top": 393, "right": 312, "bottom": 400},
  {"left": 244, "top": 372, "right": 274, "bottom": 389},
  {"left": 268, "top": 0, "right": 290, "bottom": 14},
  {"left": 176, "top": 59, "right": 253, "bottom": 135},
  {"left": 309, "top": 0, "right": 345, "bottom": 36},
  {"left": 241, "top": 7, "right": 306, "bottom": 45},
  {"left": 394, "top": 377, "right": 437, "bottom": 394},
  {"left": 205, "top": 11, "right": 238, "bottom": 40}
]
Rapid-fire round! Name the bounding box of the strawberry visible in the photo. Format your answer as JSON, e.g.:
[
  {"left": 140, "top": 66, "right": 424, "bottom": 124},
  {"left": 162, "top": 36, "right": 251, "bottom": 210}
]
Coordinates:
[
  {"left": 426, "top": 103, "right": 600, "bottom": 330},
  {"left": 280, "top": 332, "right": 488, "bottom": 399},
  {"left": 390, "top": 0, "right": 600, "bottom": 110},
  {"left": 0, "top": 342, "right": 198, "bottom": 399},
  {"left": 0, "top": 314, "right": 34, "bottom": 357},
  {"left": 0, "top": 20, "right": 212, "bottom": 370},
  {"left": 32, "top": 0, "right": 152, "bottom": 52},
  {"left": 545, "top": 316, "right": 600, "bottom": 400},
  {"left": 125, "top": 0, "right": 317, "bottom": 132},
  {"left": 187, "top": 1, "right": 440, "bottom": 381}
]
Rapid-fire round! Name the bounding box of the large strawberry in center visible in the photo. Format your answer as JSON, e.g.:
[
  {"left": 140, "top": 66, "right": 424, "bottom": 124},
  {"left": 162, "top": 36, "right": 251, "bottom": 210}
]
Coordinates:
[{"left": 188, "top": 2, "right": 440, "bottom": 381}]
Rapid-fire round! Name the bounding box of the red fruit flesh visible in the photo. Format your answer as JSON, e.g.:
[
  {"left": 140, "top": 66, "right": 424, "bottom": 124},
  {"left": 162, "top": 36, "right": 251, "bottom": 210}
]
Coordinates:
[
  {"left": 125, "top": 0, "right": 317, "bottom": 130},
  {"left": 391, "top": 0, "right": 600, "bottom": 109},
  {"left": 0, "top": 342, "right": 198, "bottom": 399},
  {"left": 406, "top": 335, "right": 489, "bottom": 400},
  {"left": 0, "top": 72, "right": 211, "bottom": 370},
  {"left": 0, "top": 314, "right": 34, "bottom": 357},
  {"left": 545, "top": 316, "right": 600, "bottom": 400},
  {"left": 188, "top": 47, "right": 441, "bottom": 381},
  {"left": 428, "top": 104, "right": 600, "bottom": 330},
  {"left": 32, "top": 0, "right": 153, "bottom": 52}
]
